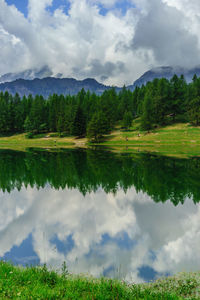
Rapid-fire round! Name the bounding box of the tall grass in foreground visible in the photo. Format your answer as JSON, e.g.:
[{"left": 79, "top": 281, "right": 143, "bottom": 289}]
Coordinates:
[{"left": 0, "top": 262, "right": 200, "bottom": 299}]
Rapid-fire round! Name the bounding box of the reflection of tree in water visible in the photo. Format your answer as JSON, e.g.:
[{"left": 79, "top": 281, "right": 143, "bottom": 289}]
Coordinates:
[{"left": 0, "top": 148, "right": 200, "bottom": 205}]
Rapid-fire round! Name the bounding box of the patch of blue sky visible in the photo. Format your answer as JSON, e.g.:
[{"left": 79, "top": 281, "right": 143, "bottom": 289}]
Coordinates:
[
  {"left": 102, "top": 265, "right": 115, "bottom": 277},
  {"left": 5, "top": 0, "right": 135, "bottom": 18},
  {"left": 5, "top": 0, "right": 28, "bottom": 17},
  {"left": 115, "top": 0, "right": 136, "bottom": 15},
  {"left": 139, "top": 265, "right": 172, "bottom": 282},
  {"left": 101, "top": 232, "right": 137, "bottom": 250},
  {"left": 1, "top": 234, "right": 40, "bottom": 266},
  {"left": 98, "top": 0, "right": 135, "bottom": 16},
  {"left": 5, "top": 0, "right": 71, "bottom": 18},
  {"left": 138, "top": 265, "right": 158, "bottom": 282},
  {"left": 50, "top": 234, "right": 75, "bottom": 255},
  {"left": 98, "top": 4, "right": 109, "bottom": 16},
  {"left": 47, "top": 0, "right": 71, "bottom": 16}
]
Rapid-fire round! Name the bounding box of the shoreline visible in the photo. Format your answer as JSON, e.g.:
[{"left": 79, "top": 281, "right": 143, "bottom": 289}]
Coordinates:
[{"left": 1, "top": 122, "right": 200, "bottom": 157}]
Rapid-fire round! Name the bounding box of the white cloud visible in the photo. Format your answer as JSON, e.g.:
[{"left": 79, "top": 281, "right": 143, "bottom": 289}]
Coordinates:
[
  {"left": 0, "top": 185, "right": 200, "bottom": 283},
  {"left": 90, "top": 0, "right": 117, "bottom": 9},
  {"left": 0, "top": 0, "right": 200, "bottom": 85},
  {"left": 132, "top": 0, "right": 200, "bottom": 68}
]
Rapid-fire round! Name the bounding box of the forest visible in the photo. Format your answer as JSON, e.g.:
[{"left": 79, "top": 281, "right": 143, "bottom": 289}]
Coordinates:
[
  {"left": 0, "top": 74, "right": 200, "bottom": 141},
  {"left": 0, "top": 148, "right": 200, "bottom": 205}
]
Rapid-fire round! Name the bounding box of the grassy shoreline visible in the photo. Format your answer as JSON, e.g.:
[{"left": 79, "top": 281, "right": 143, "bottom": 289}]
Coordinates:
[
  {"left": 1, "top": 122, "right": 200, "bottom": 157},
  {"left": 0, "top": 262, "right": 199, "bottom": 299},
  {"left": 96, "top": 122, "right": 200, "bottom": 157}
]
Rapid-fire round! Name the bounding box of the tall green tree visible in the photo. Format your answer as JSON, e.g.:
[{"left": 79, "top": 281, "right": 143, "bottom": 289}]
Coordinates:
[
  {"left": 29, "top": 95, "right": 46, "bottom": 133},
  {"left": 140, "top": 90, "right": 154, "bottom": 131},
  {"left": 123, "top": 111, "right": 132, "bottom": 130},
  {"left": 169, "top": 74, "right": 187, "bottom": 121},
  {"left": 87, "top": 111, "right": 110, "bottom": 142},
  {"left": 188, "top": 96, "right": 200, "bottom": 125},
  {"left": 72, "top": 105, "right": 86, "bottom": 137}
]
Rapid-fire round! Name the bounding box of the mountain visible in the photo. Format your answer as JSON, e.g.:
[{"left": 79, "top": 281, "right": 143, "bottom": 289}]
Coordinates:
[
  {"left": 1, "top": 65, "right": 200, "bottom": 97},
  {"left": 132, "top": 66, "right": 200, "bottom": 87},
  {"left": 0, "top": 66, "right": 54, "bottom": 84},
  {"left": 0, "top": 77, "right": 113, "bottom": 97}
]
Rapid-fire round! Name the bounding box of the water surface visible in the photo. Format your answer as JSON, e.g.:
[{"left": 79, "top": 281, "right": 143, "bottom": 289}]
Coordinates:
[{"left": 0, "top": 148, "right": 200, "bottom": 283}]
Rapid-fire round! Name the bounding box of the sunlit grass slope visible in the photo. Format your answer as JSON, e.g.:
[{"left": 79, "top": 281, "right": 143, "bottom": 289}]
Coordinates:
[
  {"left": 0, "top": 262, "right": 200, "bottom": 299},
  {"left": 99, "top": 121, "right": 200, "bottom": 157},
  {"left": 102, "top": 120, "right": 200, "bottom": 145},
  {"left": 0, "top": 133, "right": 77, "bottom": 151},
  {"left": 1, "top": 121, "right": 200, "bottom": 157}
]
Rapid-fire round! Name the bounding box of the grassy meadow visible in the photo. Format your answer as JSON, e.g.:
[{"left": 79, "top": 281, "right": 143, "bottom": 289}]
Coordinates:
[
  {"left": 0, "top": 262, "right": 200, "bottom": 299},
  {"left": 96, "top": 120, "right": 200, "bottom": 157},
  {"left": 0, "top": 133, "right": 76, "bottom": 151},
  {"left": 1, "top": 121, "right": 200, "bottom": 157}
]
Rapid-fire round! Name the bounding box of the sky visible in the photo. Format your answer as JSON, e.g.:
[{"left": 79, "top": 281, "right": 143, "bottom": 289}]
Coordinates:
[
  {"left": 1, "top": 185, "right": 200, "bottom": 283},
  {"left": 0, "top": 0, "right": 200, "bottom": 85}
]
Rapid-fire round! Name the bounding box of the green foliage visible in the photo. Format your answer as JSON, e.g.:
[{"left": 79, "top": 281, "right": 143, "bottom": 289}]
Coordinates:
[
  {"left": 1, "top": 74, "right": 200, "bottom": 138},
  {"left": 122, "top": 111, "right": 133, "bottom": 130},
  {"left": 87, "top": 111, "right": 110, "bottom": 142},
  {"left": 61, "top": 261, "right": 69, "bottom": 278},
  {"left": 57, "top": 115, "right": 64, "bottom": 136},
  {"left": 140, "top": 90, "right": 154, "bottom": 131},
  {"left": 1, "top": 148, "right": 200, "bottom": 205},
  {"left": 24, "top": 116, "right": 33, "bottom": 132},
  {"left": 188, "top": 96, "right": 200, "bottom": 125},
  {"left": 169, "top": 74, "right": 187, "bottom": 120},
  {"left": 0, "top": 262, "right": 199, "bottom": 299},
  {"left": 72, "top": 105, "right": 86, "bottom": 137},
  {"left": 25, "top": 132, "right": 34, "bottom": 139}
]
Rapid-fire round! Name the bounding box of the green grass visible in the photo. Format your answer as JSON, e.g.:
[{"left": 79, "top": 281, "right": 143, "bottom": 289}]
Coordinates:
[
  {"left": 0, "top": 133, "right": 75, "bottom": 151},
  {"left": 2, "top": 122, "right": 200, "bottom": 157},
  {"left": 95, "top": 121, "right": 200, "bottom": 157},
  {"left": 0, "top": 262, "right": 200, "bottom": 299}
]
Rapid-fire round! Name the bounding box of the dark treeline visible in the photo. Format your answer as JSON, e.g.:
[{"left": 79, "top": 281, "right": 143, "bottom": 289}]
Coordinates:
[
  {"left": 1, "top": 148, "right": 200, "bottom": 205},
  {"left": 0, "top": 87, "right": 133, "bottom": 140},
  {"left": 1, "top": 74, "right": 200, "bottom": 139}
]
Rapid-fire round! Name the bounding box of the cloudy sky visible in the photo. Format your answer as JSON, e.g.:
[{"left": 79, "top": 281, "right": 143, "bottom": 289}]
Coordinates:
[
  {"left": 1, "top": 185, "right": 200, "bottom": 283},
  {"left": 0, "top": 0, "right": 200, "bottom": 85}
]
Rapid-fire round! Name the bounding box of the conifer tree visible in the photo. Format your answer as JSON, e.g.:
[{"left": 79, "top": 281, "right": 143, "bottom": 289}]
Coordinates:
[
  {"left": 123, "top": 111, "right": 132, "bottom": 130},
  {"left": 188, "top": 96, "right": 200, "bottom": 125},
  {"left": 72, "top": 105, "right": 86, "bottom": 137},
  {"left": 140, "top": 91, "right": 154, "bottom": 131},
  {"left": 87, "top": 111, "right": 110, "bottom": 142}
]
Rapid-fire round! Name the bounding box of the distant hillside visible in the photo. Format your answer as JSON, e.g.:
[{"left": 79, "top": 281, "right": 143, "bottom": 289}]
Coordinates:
[
  {"left": 0, "top": 77, "right": 114, "bottom": 97},
  {"left": 0, "top": 66, "right": 54, "bottom": 84},
  {"left": 1, "top": 65, "right": 200, "bottom": 97},
  {"left": 133, "top": 66, "right": 200, "bottom": 87}
]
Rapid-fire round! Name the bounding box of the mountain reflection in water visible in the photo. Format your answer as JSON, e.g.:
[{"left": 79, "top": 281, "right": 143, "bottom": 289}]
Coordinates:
[{"left": 0, "top": 148, "right": 199, "bottom": 283}]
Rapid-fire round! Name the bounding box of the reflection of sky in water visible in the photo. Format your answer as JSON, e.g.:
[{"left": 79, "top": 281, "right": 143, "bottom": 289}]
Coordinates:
[{"left": 0, "top": 185, "right": 199, "bottom": 283}]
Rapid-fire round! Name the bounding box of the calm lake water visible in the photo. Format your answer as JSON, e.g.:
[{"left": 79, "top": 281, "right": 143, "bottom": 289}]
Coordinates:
[{"left": 0, "top": 148, "right": 200, "bottom": 283}]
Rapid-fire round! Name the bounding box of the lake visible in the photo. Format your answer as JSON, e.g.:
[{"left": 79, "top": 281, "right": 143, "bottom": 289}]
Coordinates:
[{"left": 0, "top": 148, "right": 200, "bottom": 283}]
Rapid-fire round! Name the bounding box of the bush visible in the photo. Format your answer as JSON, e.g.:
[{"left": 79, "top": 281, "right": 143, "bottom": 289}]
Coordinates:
[{"left": 25, "top": 132, "right": 34, "bottom": 139}]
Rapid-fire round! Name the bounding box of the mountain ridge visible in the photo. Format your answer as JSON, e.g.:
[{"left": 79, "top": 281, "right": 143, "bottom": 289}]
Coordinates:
[
  {"left": 1, "top": 65, "right": 200, "bottom": 97},
  {"left": 0, "top": 66, "right": 54, "bottom": 84},
  {"left": 0, "top": 76, "right": 115, "bottom": 97},
  {"left": 133, "top": 66, "right": 200, "bottom": 87}
]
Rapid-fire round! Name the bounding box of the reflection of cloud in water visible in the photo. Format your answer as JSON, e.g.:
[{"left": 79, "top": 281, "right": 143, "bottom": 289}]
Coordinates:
[{"left": 0, "top": 186, "right": 199, "bottom": 283}]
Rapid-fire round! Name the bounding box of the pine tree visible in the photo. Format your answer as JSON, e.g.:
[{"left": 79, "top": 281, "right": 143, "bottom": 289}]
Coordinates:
[
  {"left": 153, "top": 78, "right": 170, "bottom": 125},
  {"left": 87, "top": 111, "right": 110, "bottom": 142},
  {"left": 72, "top": 105, "right": 86, "bottom": 137},
  {"left": 29, "top": 95, "right": 46, "bottom": 133},
  {"left": 188, "top": 96, "right": 200, "bottom": 125},
  {"left": 123, "top": 111, "right": 132, "bottom": 130},
  {"left": 57, "top": 115, "right": 64, "bottom": 136},
  {"left": 140, "top": 91, "right": 154, "bottom": 131},
  {"left": 24, "top": 116, "right": 33, "bottom": 132}
]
